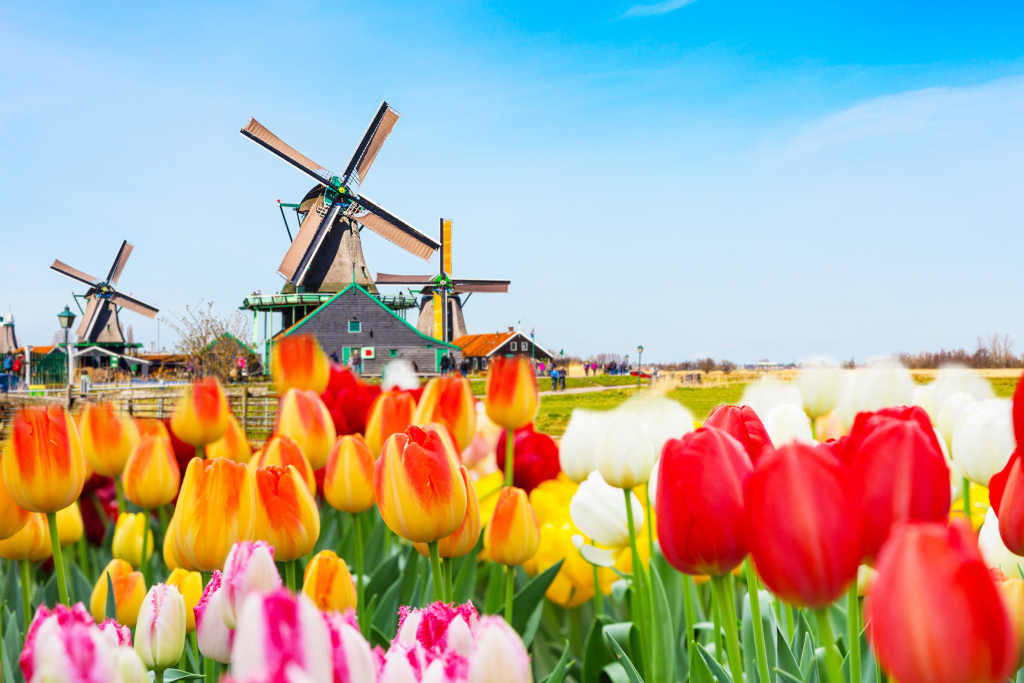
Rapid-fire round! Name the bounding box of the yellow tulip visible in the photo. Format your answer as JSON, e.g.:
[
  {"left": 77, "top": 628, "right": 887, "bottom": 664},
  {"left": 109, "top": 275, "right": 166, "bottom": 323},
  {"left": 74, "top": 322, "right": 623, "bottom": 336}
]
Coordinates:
[
  {"left": 2, "top": 405, "right": 87, "bottom": 513},
  {"left": 90, "top": 558, "right": 146, "bottom": 627},
  {"left": 170, "top": 377, "right": 230, "bottom": 447},
  {"left": 167, "top": 568, "right": 204, "bottom": 632},
  {"left": 0, "top": 473, "right": 30, "bottom": 540},
  {"left": 270, "top": 334, "right": 330, "bottom": 395},
  {"left": 274, "top": 388, "right": 336, "bottom": 469},
  {"left": 323, "top": 434, "right": 376, "bottom": 514},
  {"left": 78, "top": 402, "right": 139, "bottom": 477},
  {"left": 248, "top": 434, "right": 315, "bottom": 493},
  {"left": 415, "top": 466, "right": 481, "bottom": 559},
  {"left": 207, "top": 413, "right": 253, "bottom": 463},
  {"left": 56, "top": 501, "right": 83, "bottom": 546},
  {"left": 123, "top": 434, "right": 181, "bottom": 509},
  {"left": 0, "top": 512, "right": 51, "bottom": 561},
  {"left": 172, "top": 457, "right": 255, "bottom": 572},
  {"left": 252, "top": 465, "right": 320, "bottom": 562},
  {"left": 413, "top": 376, "right": 477, "bottom": 453},
  {"left": 302, "top": 549, "right": 357, "bottom": 612},
  {"left": 484, "top": 355, "right": 538, "bottom": 431},
  {"left": 484, "top": 487, "right": 540, "bottom": 567},
  {"left": 112, "top": 512, "right": 154, "bottom": 568}
]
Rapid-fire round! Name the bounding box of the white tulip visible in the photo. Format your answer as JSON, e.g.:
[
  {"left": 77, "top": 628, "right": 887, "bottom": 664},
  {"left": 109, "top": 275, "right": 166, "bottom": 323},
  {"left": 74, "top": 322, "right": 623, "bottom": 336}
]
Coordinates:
[
  {"left": 937, "top": 392, "right": 976, "bottom": 449},
  {"left": 796, "top": 357, "right": 843, "bottom": 418},
  {"left": 382, "top": 359, "right": 419, "bottom": 391},
  {"left": 570, "top": 471, "right": 643, "bottom": 550},
  {"left": 468, "top": 616, "right": 533, "bottom": 683},
  {"left": 979, "top": 508, "right": 1024, "bottom": 579},
  {"left": 134, "top": 583, "right": 187, "bottom": 671},
  {"left": 740, "top": 376, "right": 802, "bottom": 420},
  {"left": 593, "top": 394, "right": 692, "bottom": 489},
  {"left": 763, "top": 404, "right": 815, "bottom": 446},
  {"left": 952, "top": 398, "right": 1014, "bottom": 485},
  {"left": 932, "top": 364, "right": 994, "bottom": 403},
  {"left": 559, "top": 408, "right": 604, "bottom": 483},
  {"left": 913, "top": 384, "right": 937, "bottom": 420},
  {"left": 835, "top": 371, "right": 861, "bottom": 430},
  {"left": 856, "top": 357, "right": 914, "bottom": 413}
]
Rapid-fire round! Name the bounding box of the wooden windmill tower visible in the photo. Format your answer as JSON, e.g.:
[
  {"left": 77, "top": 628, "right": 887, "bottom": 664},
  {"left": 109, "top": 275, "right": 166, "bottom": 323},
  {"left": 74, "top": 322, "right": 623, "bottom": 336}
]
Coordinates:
[
  {"left": 0, "top": 314, "right": 17, "bottom": 354},
  {"left": 50, "top": 241, "right": 159, "bottom": 348},
  {"left": 376, "top": 219, "right": 510, "bottom": 342},
  {"left": 240, "top": 102, "right": 439, "bottom": 296}
]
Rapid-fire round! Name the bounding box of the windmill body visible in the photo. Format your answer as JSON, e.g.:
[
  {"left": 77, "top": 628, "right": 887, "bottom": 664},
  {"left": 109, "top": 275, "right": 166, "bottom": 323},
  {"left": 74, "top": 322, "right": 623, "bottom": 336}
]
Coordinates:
[{"left": 0, "top": 315, "right": 17, "bottom": 355}]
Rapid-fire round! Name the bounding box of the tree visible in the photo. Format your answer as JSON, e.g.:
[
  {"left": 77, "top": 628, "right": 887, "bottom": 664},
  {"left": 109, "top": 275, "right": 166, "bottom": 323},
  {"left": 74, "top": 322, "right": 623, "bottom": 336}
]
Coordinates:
[{"left": 167, "top": 301, "right": 260, "bottom": 381}]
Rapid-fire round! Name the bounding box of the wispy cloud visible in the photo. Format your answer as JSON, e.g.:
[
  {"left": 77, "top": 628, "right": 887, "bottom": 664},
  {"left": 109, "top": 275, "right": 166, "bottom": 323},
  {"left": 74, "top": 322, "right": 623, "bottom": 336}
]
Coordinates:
[{"left": 622, "top": 0, "right": 697, "bottom": 18}]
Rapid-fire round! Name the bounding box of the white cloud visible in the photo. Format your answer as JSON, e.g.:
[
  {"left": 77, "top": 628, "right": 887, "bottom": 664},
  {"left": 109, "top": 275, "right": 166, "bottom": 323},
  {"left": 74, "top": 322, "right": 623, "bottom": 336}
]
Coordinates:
[{"left": 623, "top": 0, "right": 697, "bottom": 18}]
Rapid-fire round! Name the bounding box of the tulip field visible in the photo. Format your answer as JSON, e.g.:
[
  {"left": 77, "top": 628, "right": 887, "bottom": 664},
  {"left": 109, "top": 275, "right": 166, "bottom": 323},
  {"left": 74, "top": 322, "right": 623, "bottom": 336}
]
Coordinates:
[{"left": 3, "top": 342, "right": 1024, "bottom": 683}]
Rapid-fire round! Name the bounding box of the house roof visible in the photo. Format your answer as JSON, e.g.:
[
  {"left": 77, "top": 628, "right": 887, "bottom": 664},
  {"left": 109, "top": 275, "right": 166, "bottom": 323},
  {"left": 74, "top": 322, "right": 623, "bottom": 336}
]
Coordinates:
[
  {"left": 452, "top": 330, "right": 555, "bottom": 359},
  {"left": 200, "top": 332, "right": 258, "bottom": 354}
]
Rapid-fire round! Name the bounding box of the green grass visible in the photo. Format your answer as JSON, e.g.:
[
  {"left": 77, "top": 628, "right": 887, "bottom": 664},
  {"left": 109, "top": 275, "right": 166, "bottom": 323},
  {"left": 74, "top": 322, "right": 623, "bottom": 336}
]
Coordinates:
[{"left": 991, "top": 377, "right": 1018, "bottom": 398}]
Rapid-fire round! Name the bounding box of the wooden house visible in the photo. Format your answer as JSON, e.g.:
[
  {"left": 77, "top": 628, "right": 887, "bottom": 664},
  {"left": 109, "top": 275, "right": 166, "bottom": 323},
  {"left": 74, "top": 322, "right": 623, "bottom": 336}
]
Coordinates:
[
  {"left": 452, "top": 328, "right": 554, "bottom": 372},
  {"left": 272, "top": 283, "right": 461, "bottom": 376}
]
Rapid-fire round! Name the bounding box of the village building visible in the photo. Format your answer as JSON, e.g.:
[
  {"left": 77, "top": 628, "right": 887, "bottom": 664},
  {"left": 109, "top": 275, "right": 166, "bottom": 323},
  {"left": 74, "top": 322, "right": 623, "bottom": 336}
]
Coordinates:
[{"left": 452, "top": 327, "right": 554, "bottom": 372}]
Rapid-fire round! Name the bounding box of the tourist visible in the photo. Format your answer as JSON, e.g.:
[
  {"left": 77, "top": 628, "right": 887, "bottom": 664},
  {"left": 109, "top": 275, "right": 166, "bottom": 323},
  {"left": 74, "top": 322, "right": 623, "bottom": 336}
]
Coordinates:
[
  {"left": 459, "top": 358, "right": 470, "bottom": 377},
  {"left": 549, "top": 364, "right": 558, "bottom": 391},
  {"left": 558, "top": 367, "right": 566, "bottom": 391}
]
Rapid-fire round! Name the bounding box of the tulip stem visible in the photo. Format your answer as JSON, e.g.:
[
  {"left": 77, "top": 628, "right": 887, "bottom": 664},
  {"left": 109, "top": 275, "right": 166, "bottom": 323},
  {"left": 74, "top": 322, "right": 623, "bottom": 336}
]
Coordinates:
[
  {"left": 285, "top": 559, "right": 297, "bottom": 592},
  {"left": 504, "top": 564, "right": 515, "bottom": 624},
  {"left": 643, "top": 485, "right": 655, "bottom": 562},
  {"left": 681, "top": 576, "right": 698, "bottom": 673},
  {"left": 428, "top": 541, "right": 446, "bottom": 604},
  {"left": 711, "top": 574, "right": 744, "bottom": 683},
  {"left": 203, "top": 657, "right": 216, "bottom": 683},
  {"left": 782, "top": 600, "right": 795, "bottom": 641},
  {"left": 140, "top": 510, "right": 152, "bottom": 587},
  {"left": 847, "top": 584, "right": 862, "bottom": 683},
  {"left": 46, "top": 512, "right": 70, "bottom": 605},
  {"left": 744, "top": 560, "right": 772, "bottom": 683},
  {"left": 115, "top": 477, "right": 127, "bottom": 515},
  {"left": 154, "top": 668, "right": 164, "bottom": 683},
  {"left": 503, "top": 428, "right": 515, "bottom": 487},
  {"left": 19, "top": 560, "right": 33, "bottom": 628},
  {"left": 815, "top": 607, "right": 843, "bottom": 683},
  {"left": 592, "top": 561, "right": 603, "bottom": 616},
  {"left": 352, "top": 511, "right": 365, "bottom": 629},
  {"left": 624, "top": 489, "right": 655, "bottom": 681},
  {"left": 962, "top": 477, "right": 972, "bottom": 527}
]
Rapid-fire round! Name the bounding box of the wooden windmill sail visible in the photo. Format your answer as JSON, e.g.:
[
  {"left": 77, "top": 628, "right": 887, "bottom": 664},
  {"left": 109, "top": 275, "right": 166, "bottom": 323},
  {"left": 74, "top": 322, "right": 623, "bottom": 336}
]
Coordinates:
[
  {"left": 241, "top": 102, "right": 439, "bottom": 293},
  {"left": 50, "top": 241, "right": 159, "bottom": 345},
  {"left": 376, "top": 219, "right": 510, "bottom": 342}
]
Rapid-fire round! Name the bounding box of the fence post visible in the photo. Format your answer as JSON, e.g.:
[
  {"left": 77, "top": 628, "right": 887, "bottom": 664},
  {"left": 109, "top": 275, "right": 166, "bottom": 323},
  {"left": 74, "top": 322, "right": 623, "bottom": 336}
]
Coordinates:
[
  {"left": 241, "top": 386, "right": 249, "bottom": 440},
  {"left": 158, "top": 380, "right": 165, "bottom": 419}
]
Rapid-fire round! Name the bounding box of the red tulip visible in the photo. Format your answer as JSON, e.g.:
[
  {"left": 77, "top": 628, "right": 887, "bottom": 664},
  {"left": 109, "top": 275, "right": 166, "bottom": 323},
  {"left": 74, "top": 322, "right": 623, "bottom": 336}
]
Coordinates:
[
  {"left": 744, "top": 443, "right": 861, "bottom": 607},
  {"left": 866, "top": 521, "right": 1018, "bottom": 683},
  {"left": 703, "top": 405, "right": 774, "bottom": 464},
  {"left": 1013, "top": 369, "right": 1024, "bottom": 444},
  {"left": 846, "top": 409, "right": 951, "bottom": 561},
  {"left": 989, "top": 449, "right": 1024, "bottom": 555},
  {"left": 496, "top": 424, "right": 561, "bottom": 493},
  {"left": 319, "top": 363, "right": 382, "bottom": 435},
  {"left": 657, "top": 427, "right": 753, "bottom": 575}
]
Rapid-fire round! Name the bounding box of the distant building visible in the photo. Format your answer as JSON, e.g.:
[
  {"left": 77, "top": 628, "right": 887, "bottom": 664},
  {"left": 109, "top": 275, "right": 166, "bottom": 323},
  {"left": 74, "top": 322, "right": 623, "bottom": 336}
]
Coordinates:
[{"left": 452, "top": 328, "right": 555, "bottom": 372}]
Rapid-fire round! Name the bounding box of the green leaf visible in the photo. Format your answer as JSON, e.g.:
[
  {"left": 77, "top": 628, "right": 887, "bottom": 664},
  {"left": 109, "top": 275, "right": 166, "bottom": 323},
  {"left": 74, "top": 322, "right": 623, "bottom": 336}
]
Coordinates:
[
  {"left": 520, "top": 600, "right": 545, "bottom": 648},
  {"left": 159, "top": 670, "right": 203, "bottom": 681},
  {"left": 105, "top": 571, "right": 117, "bottom": 621},
  {"left": 40, "top": 573, "right": 58, "bottom": 609},
  {"left": 696, "top": 641, "right": 733, "bottom": 683},
  {"left": 512, "top": 560, "right": 563, "bottom": 633},
  {"left": 742, "top": 589, "right": 778, "bottom": 683},
  {"left": 773, "top": 667, "right": 804, "bottom": 683},
  {"left": 452, "top": 555, "right": 478, "bottom": 604},
  {"left": 649, "top": 556, "right": 677, "bottom": 683},
  {"left": 69, "top": 561, "right": 92, "bottom": 606},
  {"left": 370, "top": 624, "right": 390, "bottom": 650},
  {"left": 581, "top": 614, "right": 613, "bottom": 683},
  {"left": 398, "top": 547, "right": 420, "bottom": 606},
  {"left": 482, "top": 563, "right": 505, "bottom": 615},
  {"left": 603, "top": 630, "right": 646, "bottom": 683},
  {"left": 364, "top": 551, "right": 401, "bottom": 599},
  {"left": 538, "top": 640, "right": 574, "bottom": 683},
  {"left": 3, "top": 611, "right": 20, "bottom": 683},
  {"left": 775, "top": 625, "right": 801, "bottom": 679},
  {"left": 371, "top": 580, "right": 401, "bottom": 640}
]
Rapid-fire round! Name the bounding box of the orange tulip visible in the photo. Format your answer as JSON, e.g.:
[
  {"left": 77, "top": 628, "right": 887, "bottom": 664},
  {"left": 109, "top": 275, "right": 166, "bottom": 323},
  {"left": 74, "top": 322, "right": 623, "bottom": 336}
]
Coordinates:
[
  {"left": 172, "top": 457, "right": 255, "bottom": 572},
  {"left": 484, "top": 356, "right": 538, "bottom": 431},
  {"left": 485, "top": 486, "right": 540, "bottom": 566},
  {"left": 163, "top": 513, "right": 183, "bottom": 572},
  {"left": 270, "top": 334, "right": 330, "bottom": 395},
  {"left": 252, "top": 465, "right": 320, "bottom": 562},
  {"left": 207, "top": 413, "right": 253, "bottom": 463},
  {"left": 374, "top": 426, "right": 468, "bottom": 543},
  {"left": 249, "top": 434, "right": 315, "bottom": 493},
  {"left": 136, "top": 417, "right": 171, "bottom": 441},
  {"left": 90, "top": 558, "right": 146, "bottom": 627},
  {"left": 0, "top": 512, "right": 51, "bottom": 561},
  {"left": 275, "top": 388, "right": 336, "bottom": 469},
  {"left": 0, "top": 473, "right": 30, "bottom": 540},
  {"left": 78, "top": 402, "right": 139, "bottom": 477},
  {"left": 167, "top": 568, "right": 204, "bottom": 632},
  {"left": 170, "top": 377, "right": 230, "bottom": 447},
  {"left": 364, "top": 390, "right": 416, "bottom": 456},
  {"left": 323, "top": 434, "right": 376, "bottom": 514},
  {"left": 413, "top": 377, "right": 477, "bottom": 453},
  {"left": 2, "top": 405, "right": 87, "bottom": 513},
  {"left": 415, "top": 466, "right": 480, "bottom": 558},
  {"left": 123, "top": 434, "right": 181, "bottom": 509},
  {"left": 302, "top": 549, "right": 357, "bottom": 612}
]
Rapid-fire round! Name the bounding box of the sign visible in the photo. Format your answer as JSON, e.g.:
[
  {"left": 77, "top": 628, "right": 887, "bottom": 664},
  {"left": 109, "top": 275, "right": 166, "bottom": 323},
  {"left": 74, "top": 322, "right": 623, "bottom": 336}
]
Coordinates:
[{"left": 361, "top": 347, "right": 375, "bottom": 359}]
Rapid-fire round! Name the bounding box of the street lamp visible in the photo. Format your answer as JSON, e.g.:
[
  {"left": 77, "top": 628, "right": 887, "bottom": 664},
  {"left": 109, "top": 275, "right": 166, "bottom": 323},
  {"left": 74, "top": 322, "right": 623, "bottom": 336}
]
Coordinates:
[
  {"left": 57, "top": 306, "right": 76, "bottom": 392},
  {"left": 637, "top": 345, "right": 644, "bottom": 369}
]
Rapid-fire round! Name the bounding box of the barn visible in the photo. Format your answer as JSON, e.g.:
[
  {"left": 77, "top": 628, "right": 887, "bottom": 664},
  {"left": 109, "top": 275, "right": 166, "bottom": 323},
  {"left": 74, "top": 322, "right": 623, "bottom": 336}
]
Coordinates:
[
  {"left": 272, "top": 283, "right": 461, "bottom": 376},
  {"left": 452, "top": 328, "right": 555, "bottom": 372}
]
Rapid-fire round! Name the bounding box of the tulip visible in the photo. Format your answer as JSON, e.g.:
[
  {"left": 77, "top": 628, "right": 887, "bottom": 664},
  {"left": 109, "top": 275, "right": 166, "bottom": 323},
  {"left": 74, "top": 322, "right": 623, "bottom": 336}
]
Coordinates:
[
  {"left": 0, "top": 472, "right": 29, "bottom": 540},
  {"left": 323, "top": 434, "right": 376, "bottom": 513},
  {"left": 123, "top": 436, "right": 180, "bottom": 512},
  {"left": 496, "top": 423, "right": 561, "bottom": 492},
  {"left": 866, "top": 521, "right": 1018, "bottom": 683},
  {"left": 364, "top": 388, "right": 417, "bottom": 456},
  {"left": 275, "top": 387, "right": 337, "bottom": 469},
  {"left": 570, "top": 471, "right": 643, "bottom": 566},
  {"left": 954, "top": 398, "right": 1014, "bottom": 485},
  {"left": 796, "top": 357, "right": 844, "bottom": 418},
  {"left": 762, "top": 404, "right": 815, "bottom": 446},
  {"left": 412, "top": 465, "right": 481, "bottom": 560},
  {"left": 740, "top": 376, "right": 803, "bottom": 420},
  {"left": 320, "top": 362, "right": 382, "bottom": 435},
  {"left": 744, "top": 443, "right": 861, "bottom": 607},
  {"left": 172, "top": 457, "right": 255, "bottom": 572},
  {"left": 484, "top": 355, "right": 539, "bottom": 431},
  {"left": 992, "top": 450, "right": 1024, "bottom": 555},
  {"left": 112, "top": 512, "right": 154, "bottom": 568},
  {"left": 22, "top": 614, "right": 141, "bottom": 683},
  {"left": 468, "top": 616, "right": 533, "bottom": 683},
  {"left": 249, "top": 433, "right": 315, "bottom": 493},
  {"left": 413, "top": 376, "right": 477, "bottom": 452},
  {"left": 323, "top": 611, "right": 377, "bottom": 683},
  {"left": 2, "top": 404, "right": 87, "bottom": 513},
  {"left": 78, "top": 402, "right": 140, "bottom": 478},
  {"left": 56, "top": 501, "right": 83, "bottom": 546},
  {"left": 207, "top": 413, "right": 253, "bottom": 463},
  {"left": 302, "top": 549, "right": 357, "bottom": 612},
  {"left": 135, "top": 583, "right": 187, "bottom": 672},
  {"left": 222, "top": 540, "right": 282, "bottom": 629},
  {"left": 229, "top": 588, "right": 332, "bottom": 682},
  {"left": 937, "top": 391, "right": 976, "bottom": 449},
  {"left": 395, "top": 601, "right": 478, "bottom": 654},
  {"left": 170, "top": 376, "right": 230, "bottom": 447},
  {"left": 1000, "top": 577, "right": 1024, "bottom": 653},
  {"left": 703, "top": 404, "right": 774, "bottom": 465},
  {"left": 252, "top": 464, "right": 320, "bottom": 563},
  {"left": 592, "top": 405, "right": 658, "bottom": 490},
  {"left": 845, "top": 408, "right": 951, "bottom": 561},
  {"left": 163, "top": 513, "right": 183, "bottom": 572},
  {"left": 485, "top": 487, "right": 540, "bottom": 566},
  {"left": 195, "top": 570, "right": 232, "bottom": 663},
  {"left": 374, "top": 426, "right": 468, "bottom": 543},
  {"left": 91, "top": 558, "right": 146, "bottom": 627},
  {"left": 657, "top": 427, "right": 753, "bottom": 575},
  {"left": 559, "top": 408, "right": 603, "bottom": 482},
  {"left": 19, "top": 603, "right": 96, "bottom": 680},
  {"left": 931, "top": 364, "right": 995, "bottom": 414},
  {"left": 166, "top": 568, "right": 203, "bottom": 633},
  {"left": 271, "top": 333, "right": 330, "bottom": 395},
  {"left": 0, "top": 512, "right": 50, "bottom": 561},
  {"left": 979, "top": 508, "right": 1024, "bottom": 579}
]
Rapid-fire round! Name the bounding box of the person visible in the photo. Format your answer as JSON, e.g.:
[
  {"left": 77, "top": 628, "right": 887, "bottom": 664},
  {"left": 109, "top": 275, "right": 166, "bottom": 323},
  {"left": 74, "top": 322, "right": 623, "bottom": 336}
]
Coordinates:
[
  {"left": 549, "top": 364, "right": 558, "bottom": 391},
  {"left": 349, "top": 351, "right": 360, "bottom": 375},
  {"left": 558, "top": 367, "right": 566, "bottom": 391},
  {"left": 459, "top": 358, "right": 470, "bottom": 377},
  {"left": 2, "top": 354, "right": 11, "bottom": 373}
]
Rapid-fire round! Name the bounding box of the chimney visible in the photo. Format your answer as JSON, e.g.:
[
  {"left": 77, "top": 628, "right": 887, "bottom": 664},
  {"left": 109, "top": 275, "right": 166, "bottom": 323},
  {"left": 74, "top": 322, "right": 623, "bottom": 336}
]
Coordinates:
[{"left": 507, "top": 326, "right": 514, "bottom": 333}]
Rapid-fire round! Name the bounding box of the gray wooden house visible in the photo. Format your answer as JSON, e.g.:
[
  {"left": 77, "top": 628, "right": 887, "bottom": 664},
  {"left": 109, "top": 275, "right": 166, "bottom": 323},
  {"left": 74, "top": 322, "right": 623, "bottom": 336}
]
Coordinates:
[{"left": 273, "top": 283, "right": 460, "bottom": 376}]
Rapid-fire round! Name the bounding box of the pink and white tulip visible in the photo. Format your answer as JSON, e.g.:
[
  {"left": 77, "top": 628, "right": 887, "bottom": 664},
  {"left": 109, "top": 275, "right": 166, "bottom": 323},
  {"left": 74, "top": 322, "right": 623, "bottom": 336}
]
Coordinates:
[
  {"left": 323, "top": 611, "right": 376, "bottom": 683},
  {"left": 20, "top": 603, "right": 95, "bottom": 680},
  {"left": 195, "top": 570, "right": 233, "bottom": 663},
  {"left": 467, "top": 616, "right": 532, "bottom": 683},
  {"left": 135, "top": 583, "right": 188, "bottom": 671},
  {"left": 395, "top": 602, "right": 478, "bottom": 658},
  {"left": 222, "top": 541, "right": 282, "bottom": 629},
  {"left": 21, "top": 613, "right": 147, "bottom": 683}
]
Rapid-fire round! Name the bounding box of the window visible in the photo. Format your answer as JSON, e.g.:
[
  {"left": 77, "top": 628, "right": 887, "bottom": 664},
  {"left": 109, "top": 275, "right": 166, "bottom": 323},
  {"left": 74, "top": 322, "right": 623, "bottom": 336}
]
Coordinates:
[
  {"left": 510, "top": 341, "right": 518, "bottom": 352},
  {"left": 348, "top": 319, "right": 361, "bottom": 333},
  {"left": 389, "top": 349, "right": 398, "bottom": 358}
]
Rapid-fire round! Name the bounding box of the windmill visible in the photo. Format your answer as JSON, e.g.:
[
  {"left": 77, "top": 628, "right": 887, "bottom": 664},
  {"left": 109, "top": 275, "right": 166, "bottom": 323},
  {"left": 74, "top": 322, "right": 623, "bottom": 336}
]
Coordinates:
[
  {"left": 50, "top": 241, "right": 159, "bottom": 346},
  {"left": 0, "top": 314, "right": 16, "bottom": 354},
  {"left": 240, "top": 101, "right": 439, "bottom": 294},
  {"left": 376, "top": 219, "right": 510, "bottom": 342}
]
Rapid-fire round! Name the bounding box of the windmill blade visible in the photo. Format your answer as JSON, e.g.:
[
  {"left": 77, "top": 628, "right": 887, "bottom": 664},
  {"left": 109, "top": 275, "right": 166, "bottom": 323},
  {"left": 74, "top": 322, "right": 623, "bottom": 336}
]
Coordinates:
[
  {"left": 375, "top": 273, "right": 434, "bottom": 286},
  {"left": 352, "top": 194, "right": 439, "bottom": 261},
  {"left": 110, "top": 292, "right": 159, "bottom": 319},
  {"left": 76, "top": 297, "right": 101, "bottom": 340},
  {"left": 343, "top": 101, "right": 400, "bottom": 186},
  {"left": 452, "top": 279, "right": 511, "bottom": 293},
  {"left": 278, "top": 198, "right": 329, "bottom": 282},
  {"left": 51, "top": 260, "right": 100, "bottom": 288},
  {"left": 106, "top": 240, "right": 134, "bottom": 285},
  {"left": 241, "top": 119, "right": 332, "bottom": 186}
]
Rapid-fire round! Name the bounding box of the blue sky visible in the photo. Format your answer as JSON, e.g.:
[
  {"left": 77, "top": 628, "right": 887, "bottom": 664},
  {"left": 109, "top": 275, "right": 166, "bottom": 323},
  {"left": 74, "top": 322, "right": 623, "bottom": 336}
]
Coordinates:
[{"left": 2, "top": 1, "right": 1022, "bottom": 363}]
